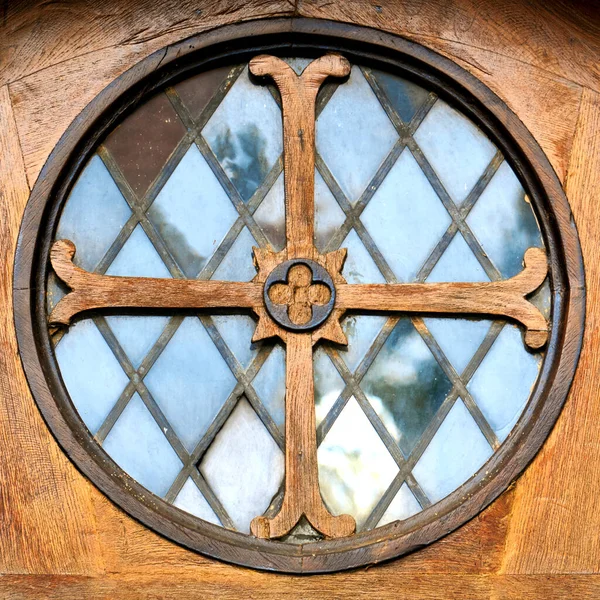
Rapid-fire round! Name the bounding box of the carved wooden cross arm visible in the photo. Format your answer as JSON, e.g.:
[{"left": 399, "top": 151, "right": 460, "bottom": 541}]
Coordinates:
[{"left": 49, "top": 54, "right": 549, "bottom": 541}]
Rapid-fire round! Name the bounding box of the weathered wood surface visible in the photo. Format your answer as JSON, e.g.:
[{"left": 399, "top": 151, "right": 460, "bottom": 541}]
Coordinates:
[{"left": 1, "top": 0, "right": 600, "bottom": 597}]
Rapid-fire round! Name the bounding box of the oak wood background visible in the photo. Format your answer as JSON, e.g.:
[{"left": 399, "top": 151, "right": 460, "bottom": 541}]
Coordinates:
[{"left": 1, "top": 1, "right": 599, "bottom": 597}]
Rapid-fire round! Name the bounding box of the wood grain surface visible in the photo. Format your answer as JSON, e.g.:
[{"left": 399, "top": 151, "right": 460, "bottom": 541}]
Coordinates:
[{"left": 1, "top": 1, "right": 599, "bottom": 597}]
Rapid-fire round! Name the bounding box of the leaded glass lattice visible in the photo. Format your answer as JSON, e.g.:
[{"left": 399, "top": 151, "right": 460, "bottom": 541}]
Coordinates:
[{"left": 48, "top": 57, "right": 549, "bottom": 538}]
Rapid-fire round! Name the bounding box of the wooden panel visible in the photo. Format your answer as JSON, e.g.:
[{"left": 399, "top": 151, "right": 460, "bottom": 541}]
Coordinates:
[
  {"left": 0, "top": 0, "right": 598, "bottom": 596},
  {"left": 0, "top": 86, "right": 104, "bottom": 575},
  {"left": 500, "top": 88, "right": 600, "bottom": 574}
]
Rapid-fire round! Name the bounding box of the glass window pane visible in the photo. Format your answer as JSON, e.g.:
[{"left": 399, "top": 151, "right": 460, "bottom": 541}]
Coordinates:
[
  {"left": 173, "top": 477, "right": 221, "bottom": 525},
  {"left": 317, "top": 66, "right": 398, "bottom": 203},
  {"left": 200, "top": 399, "right": 284, "bottom": 533},
  {"left": 377, "top": 483, "right": 422, "bottom": 526}
]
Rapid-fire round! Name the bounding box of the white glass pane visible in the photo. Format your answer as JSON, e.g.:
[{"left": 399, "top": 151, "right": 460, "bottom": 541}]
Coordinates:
[
  {"left": 314, "top": 347, "right": 345, "bottom": 427},
  {"left": 57, "top": 154, "right": 131, "bottom": 271},
  {"left": 426, "top": 232, "right": 490, "bottom": 283},
  {"left": 318, "top": 397, "right": 398, "bottom": 530},
  {"left": 414, "top": 100, "right": 496, "bottom": 205},
  {"left": 106, "top": 224, "right": 171, "bottom": 278},
  {"left": 55, "top": 319, "right": 129, "bottom": 434},
  {"left": 423, "top": 317, "right": 492, "bottom": 375},
  {"left": 253, "top": 172, "right": 285, "bottom": 251},
  {"left": 211, "top": 226, "right": 257, "bottom": 282},
  {"left": 377, "top": 483, "right": 422, "bottom": 527},
  {"left": 468, "top": 324, "right": 542, "bottom": 441},
  {"left": 362, "top": 319, "right": 452, "bottom": 457},
  {"left": 203, "top": 66, "right": 283, "bottom": 202},
  {"left": 144, "top": 317, "right": 236, "bottom": 452},
  {"left": 315, "top": 170, "right": 345, "bottom": 252},
  {"left": 341, "top": 229, "right": 385, "bottom": 284},
  {"left": 252, "top": 345, "right": 286, "bottom": 429},
  {"left": 200, "top": 399, "right": 284, "bottom": 533},
  {"left": 362, "top": 149, "right": 451, "bottom": 282},
  {"left": 147, "top": 145, "right": 238, "bottom": 278},
  {"left": 284, "top": 57, "right": 313, "bottom": 75},
  {"left": 467, "top": 161, "right": 544, "bottom": 278},
  {"left": 212, "top": 314, "right": 257, "bottom": 369},
  {"left": 317, "top": 66, "right": 398, "bottom": 203},
  {"left": 103, "top": 393, "right": 182, "bottom": 498},
  {"left": 412, "top": 398, "right": 493, "bottom": 503},
  {"left": 173, "top": 477, "right": 221, "bottom": 525},
  {"left": 340, "top": 314, "right": 388, "bottom": 373}
]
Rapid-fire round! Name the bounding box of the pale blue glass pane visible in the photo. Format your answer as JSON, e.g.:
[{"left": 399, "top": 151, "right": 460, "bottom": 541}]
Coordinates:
[
  {"left": 468, "top": 324, "right": 542, "bottom": 441},
  {"left": 103, "top": 393, "right": 182, "bottom": 498},
  {"left": 412, "top": 398, "right": 493, "bottom": 503},
  {"left": 105, "top": 225, "right": 172, "bottom": 368},
  {"left": 106, "top": 224, "right": 171, "bottom": 278},
  {"left": 105, "top": 316, "right": 170, "bottom": 369},
  {"left": 377, "top": 483, "right": 422, "bottom": 527},
  {"left": 341, "top": 229, "right": 385, "bottom": 284},
  {"left": 147, "top": 145, "right": 238, "bottom": 278},
  {"left": 414, "top": 100, "right": 496, "bottom": 205},
  {"left": 370, "top": 69, "right": 429, "bottom": 124},
  {"left": 426, "top": 232, "right": 490, "bottom": 283},
  {"left": 253, "top": 172, "right": 285, "bottom": 251},
  {"left": 318, "top": 397, "right": 398, "bottom": 530},
  {"left": 55, "top": 319, "right": 129, "bottom": 434},
  {"left": 200, "top": 398, "right": 284, "bottom": 533},
  {"left": 315, "top": 170, "right": 345, "bottom": 252},
  {"left": 252, "top": 345, "right": 286, "bottom": 429},
  {"left": 173, "top": 477, "right": 221, "bottom": 525},
  {"left": 467, "top": 161, "right": 543, "bottom": 278},
  {"left": 144, "top": 317, "right": 236, "bottom": 452},
  {"left": 362, "top": 319, "right": 453, "bottom": 457},
  {"left": 340, "top": 314, "right": 388, "bottom": 373},
  {"left": 423, "top": 317, "right": 492, "bottom": 375},
  {"left": 212, "top": 314, "right": 257, "bottom": 369},
  {"left": 211, "top": 227, "right": 257, "bottom": 282},
  {"left": 57, "top": 155, "right": 131, "bottom": 271},
  {"left": 314, "top": 347, "right": 345, "bottom": 427},
  {"left": 203, "top": 66, "right": 283, "bottom": 202},
  {"left": 317, "top": 66, "right": 398, "bottom": 203},
  {"left": 531, "top": 279, "right": 552, "bottom": 320},
  {"left": 362, "top": 149, "right": 452, "bottom": 282}
]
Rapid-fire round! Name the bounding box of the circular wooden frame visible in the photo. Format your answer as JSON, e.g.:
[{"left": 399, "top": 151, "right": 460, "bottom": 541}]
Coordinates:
[{"left": 13, "top": 18, "right": 585, "bottom": 573}]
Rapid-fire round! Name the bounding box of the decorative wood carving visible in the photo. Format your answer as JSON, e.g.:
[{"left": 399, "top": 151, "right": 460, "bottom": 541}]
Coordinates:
[{"left": 48, "top": 53, "right": 550, "bottom": 541}]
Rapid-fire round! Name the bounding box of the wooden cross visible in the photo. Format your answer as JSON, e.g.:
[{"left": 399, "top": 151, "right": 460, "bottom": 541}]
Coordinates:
[{"left": 49, "top": 54, "right": 549, "bottom": 540}]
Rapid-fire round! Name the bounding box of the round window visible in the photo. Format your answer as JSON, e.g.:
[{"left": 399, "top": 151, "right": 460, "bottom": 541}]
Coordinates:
[{"left": 14, "top": 20, "right": 584, "bottom": 573}]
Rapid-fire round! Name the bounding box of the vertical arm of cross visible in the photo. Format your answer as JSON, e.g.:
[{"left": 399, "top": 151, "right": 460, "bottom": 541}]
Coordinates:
[{"left": 249, "top": 55, "right": 350, "bottom": 258}]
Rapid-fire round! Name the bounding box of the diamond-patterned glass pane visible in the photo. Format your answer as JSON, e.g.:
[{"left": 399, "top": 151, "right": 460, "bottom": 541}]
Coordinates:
[
  {"left": 468, "top": 325, "right": 542, "bottom": 441},
  {"left": 467, "top": 161, "right": 544, "bottom": 278},
  {"left": 317, "top": 66, "right": 398, "bottom": 203},
  {"left": 362, "top": 149, "right": 452, "bottom": 282},
  {"left": 203, "top": 66, "right": 282, "bottom": 202},
  {"left": 318, "top": 397, "right": 398, "bottom": 530},
  {"left": 56, "top": 155, "right": 131, "bottom": 271},
  {"left": 144, "top": 317, "right": 236, "bottom": 452},
  {"left": 173, "top": 477, "right": 221, "bottom": 525},
  {"left": 377, "top": 483, "right": 421, "bottom": 527},
  {"left": 412, "top": 399, "right": 493, "bottom": 503},
  {"left": 414, "top": 99, "right": 496, "bottom": 205},
  {"left": 361, "top": 319, "right": 453, "bottom": 457},
  {"left": 200, "top": 399, "right": 284, "bottom": 533},
  {"left": 103, "top": 393, "right": 183, "bottom": 498},
  {"left": 55, "top": 319, "right": 129, "bottom": 434},
  {"left": 49, "top": 58, "right": 550, "bottom": 536},
  {"left": 147, "top": 145, "right": 238, "bottom": 278}
]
